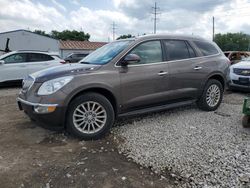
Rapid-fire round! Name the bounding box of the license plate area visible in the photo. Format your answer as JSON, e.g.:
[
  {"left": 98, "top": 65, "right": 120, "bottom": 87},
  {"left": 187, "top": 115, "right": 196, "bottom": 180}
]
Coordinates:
[{"left": 239, "top": 77, "right": 250, "bottom": 84}]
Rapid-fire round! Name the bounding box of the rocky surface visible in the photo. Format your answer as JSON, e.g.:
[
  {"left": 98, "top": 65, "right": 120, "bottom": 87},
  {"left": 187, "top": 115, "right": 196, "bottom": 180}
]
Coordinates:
[{"left": 114, "top": 92, "right": 250, "bottom": 187}]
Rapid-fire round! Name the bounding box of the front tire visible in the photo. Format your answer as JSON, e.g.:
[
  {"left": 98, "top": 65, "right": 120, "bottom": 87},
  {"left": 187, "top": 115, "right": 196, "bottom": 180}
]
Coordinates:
[
  {"left": 197, "top": 79, "right": 223, "bottom": 111},
  {"left": 67, "top": 93, "right": 115, "bottom": 140}
]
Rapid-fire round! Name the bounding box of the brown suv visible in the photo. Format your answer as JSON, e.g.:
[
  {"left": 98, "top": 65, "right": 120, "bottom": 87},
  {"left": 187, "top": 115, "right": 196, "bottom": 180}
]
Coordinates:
[{"left": 17, "top": 34, "right": 229, "bottom": 140}]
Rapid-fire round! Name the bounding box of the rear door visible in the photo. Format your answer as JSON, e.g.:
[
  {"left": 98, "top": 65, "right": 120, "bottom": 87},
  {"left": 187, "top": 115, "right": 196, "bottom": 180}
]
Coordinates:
[
  {"left": 119, "top": 40, "right": 170, "bottom": 112},
  {"left": 164, "top": 40, "right": 206, "bottom": 100},
  {"left": 0, "top": 53, "right": 28, "bottom": 82}
]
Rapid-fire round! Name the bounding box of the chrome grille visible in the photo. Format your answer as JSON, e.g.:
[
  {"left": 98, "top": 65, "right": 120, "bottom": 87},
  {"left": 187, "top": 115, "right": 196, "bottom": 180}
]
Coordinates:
[{"left": 233, "top": 68, "right": 250, "bottom": 76}]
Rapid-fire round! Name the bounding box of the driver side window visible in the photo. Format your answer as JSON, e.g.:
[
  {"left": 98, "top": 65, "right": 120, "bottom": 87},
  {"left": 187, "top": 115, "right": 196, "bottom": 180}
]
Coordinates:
[
  {"left": 3, "top": 53, "right": 27, "bottom": 64},
  {"left": 129, "top": 40, "right": 163, "bottom": 64}
]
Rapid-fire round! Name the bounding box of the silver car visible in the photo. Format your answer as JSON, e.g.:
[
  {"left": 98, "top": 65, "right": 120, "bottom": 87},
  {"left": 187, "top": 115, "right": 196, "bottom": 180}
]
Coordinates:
[{"left": 228, "top": 56, "right": 250, "bottom": 91}]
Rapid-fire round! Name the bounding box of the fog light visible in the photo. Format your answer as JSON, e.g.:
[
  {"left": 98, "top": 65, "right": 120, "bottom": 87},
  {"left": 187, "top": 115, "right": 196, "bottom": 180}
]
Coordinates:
[{"left": 34, "top": 105, "right": 56, "bottom": 114}]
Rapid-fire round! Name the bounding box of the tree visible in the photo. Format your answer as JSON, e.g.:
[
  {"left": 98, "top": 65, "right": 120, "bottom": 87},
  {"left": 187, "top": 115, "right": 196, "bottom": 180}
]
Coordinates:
[
  {"left": 214, "top": 32, "right": 250, "bottom": 51},
  {"left": 32, "top": 30, "right": 90, "bottom": 41},
  {"left": 33, "top": 30, "right": 51, "bottom": 37},
  {"left": 51, "top": 30, "right": 90, "bottom": 41},
  {"left": 117, "top": 34, "right": 134, "bottom": 40}
]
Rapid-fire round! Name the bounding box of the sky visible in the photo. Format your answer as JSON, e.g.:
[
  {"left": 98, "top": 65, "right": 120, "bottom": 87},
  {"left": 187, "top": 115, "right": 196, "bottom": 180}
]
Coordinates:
[{"left": 0, "top": 0, "right": 250, "bottom": 42}]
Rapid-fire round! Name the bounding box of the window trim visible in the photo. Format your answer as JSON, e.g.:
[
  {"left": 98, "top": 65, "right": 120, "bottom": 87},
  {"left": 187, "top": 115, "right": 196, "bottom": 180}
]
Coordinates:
[
  {"left": 116, "top": 39, "right": 164, "bottom": 66},
  {"left": 27, "top": 53, "right": 54, "bottom": 62},
  {"left": 163, "top": 39, "right": 193, "bottom": 61},
  {"left": 114, "top": 39, "right": 221, "bottom": 68},
  {"left": 2, "top": 53, "right": 28, "bottom": 64}
]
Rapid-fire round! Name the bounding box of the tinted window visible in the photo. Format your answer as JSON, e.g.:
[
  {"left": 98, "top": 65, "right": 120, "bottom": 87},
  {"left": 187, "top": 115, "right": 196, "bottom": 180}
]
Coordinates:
[
  {"left": 129, "top": 40, "right": 162, "bottom": 64},
  {"left": 76, "top": 54, "right": 87, "bottom": 57},
  {"left": 3, "top": 53, "right": 27, "bottom": 64},
  {"left": 187, "top": 42, "right": 196, "bottom": 58},
  {"left": 164, "top": 40, "right": 190, "bottom": 61},
  {"left": 193, "top": 41, "right": 218, "bottom": 56},
  {"left": 28, "top": 53, "right": 53, "bottom": 62}
]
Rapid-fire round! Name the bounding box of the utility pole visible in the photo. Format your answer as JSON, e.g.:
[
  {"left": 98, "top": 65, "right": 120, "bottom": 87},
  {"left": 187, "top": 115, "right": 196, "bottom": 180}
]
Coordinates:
[
  {"left": 212, "top": 16, "right": 215, "bottom": 41},
  {"left": 152, "top": 2, "right": 160, "bottom": 34},
  {"left": 111, "top": 22, "right": 117, "bottom": 41}
]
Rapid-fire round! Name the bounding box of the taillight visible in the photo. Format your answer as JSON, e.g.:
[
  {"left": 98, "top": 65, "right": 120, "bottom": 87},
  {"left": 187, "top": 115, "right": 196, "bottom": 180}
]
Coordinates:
[{"left": 60, "top": 61, "right": 66, "bottom": 64}]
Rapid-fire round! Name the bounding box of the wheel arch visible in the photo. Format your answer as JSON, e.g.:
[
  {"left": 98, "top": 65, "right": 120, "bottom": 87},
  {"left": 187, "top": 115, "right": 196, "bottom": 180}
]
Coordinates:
[
  {"left": 206, "top": 72, "right": 226, "bottom": 90},
  {"left": 64, "top": 87, "right": 118, "bottom": 122}
]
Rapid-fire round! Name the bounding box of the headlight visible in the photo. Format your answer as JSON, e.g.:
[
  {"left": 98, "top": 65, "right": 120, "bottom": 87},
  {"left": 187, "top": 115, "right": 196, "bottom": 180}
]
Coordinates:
[{"left": 37, "top": 76, "right": 73, "bottom": 95}]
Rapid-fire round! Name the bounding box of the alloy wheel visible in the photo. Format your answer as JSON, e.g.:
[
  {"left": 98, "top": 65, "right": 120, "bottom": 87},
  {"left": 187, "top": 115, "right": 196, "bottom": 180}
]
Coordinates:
[
  {"left": 73, "top": 101, "right": 107, "bottom": 134},
  {"left": 206, "top": 84, "right": 221, "bottom": 107}
]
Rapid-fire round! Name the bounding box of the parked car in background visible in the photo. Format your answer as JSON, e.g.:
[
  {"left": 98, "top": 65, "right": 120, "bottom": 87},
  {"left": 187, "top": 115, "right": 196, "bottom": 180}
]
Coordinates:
[
  {"left": 0, "top": 51, "right": 65, "bottom": 84},
  {"left": 228, "top": 56, "right": 250, "bottom": 91},
  {"left": 224, "top": 51, "right": 250, "bottom": 65},
  {"left": 18, "top": 34, "right": 229, "bottom": 140},
  {"left": 64, "top": 52, "right": 89, "bottom": 63}
]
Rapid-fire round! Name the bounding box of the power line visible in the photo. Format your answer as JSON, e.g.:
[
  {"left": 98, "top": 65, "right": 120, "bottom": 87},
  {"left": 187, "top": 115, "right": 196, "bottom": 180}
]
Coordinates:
[
  {"left": 151, "top": 2, "right": 161, "bottom": 34},
  {"left": 111, "top": 22, "right": 117, "bottom": 41}
]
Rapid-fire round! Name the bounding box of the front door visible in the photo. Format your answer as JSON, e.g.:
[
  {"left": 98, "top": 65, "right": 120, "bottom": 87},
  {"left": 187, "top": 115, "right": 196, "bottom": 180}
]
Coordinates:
[
  {"left": 0, "top": 53, "right": 28, "bottom": 82},
  {"left": 119, "top": 40, "right": 170, "bottom": 112}
]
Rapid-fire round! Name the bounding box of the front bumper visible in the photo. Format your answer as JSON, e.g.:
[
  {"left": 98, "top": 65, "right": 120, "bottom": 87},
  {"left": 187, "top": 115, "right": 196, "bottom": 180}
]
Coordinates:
[
  {"left": 228, "top": 72, "right": 250, "bottom": 90},
  {"left": 17, "top": 97, "right": 65, "bottom": 128}
]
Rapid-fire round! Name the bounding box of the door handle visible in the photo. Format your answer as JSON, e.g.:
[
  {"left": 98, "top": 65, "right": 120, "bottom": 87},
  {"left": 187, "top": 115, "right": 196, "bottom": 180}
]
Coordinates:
[
  {"left": 158, "top": 71, "right": 168, "bottom": 76},
  {"left": 194, "top": 66, "right": 202, "bottom": 70}
]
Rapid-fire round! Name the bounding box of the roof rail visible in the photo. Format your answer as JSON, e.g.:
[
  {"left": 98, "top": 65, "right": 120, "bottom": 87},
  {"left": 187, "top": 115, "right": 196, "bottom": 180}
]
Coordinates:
[{"left": 16, "top": 50, "right": 49, "bottom": 52}]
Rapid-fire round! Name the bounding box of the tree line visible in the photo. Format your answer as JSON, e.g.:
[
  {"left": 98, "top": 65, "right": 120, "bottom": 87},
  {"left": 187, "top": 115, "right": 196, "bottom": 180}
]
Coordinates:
[
  {"left": 214, "top": 32, "right": 250, "bottom": 51},
  {"left": 33, "top": 30, "right": 90, "bottom": 41},
  {"left": 34, "top": 29, "right": 250, "bottom": 51}
]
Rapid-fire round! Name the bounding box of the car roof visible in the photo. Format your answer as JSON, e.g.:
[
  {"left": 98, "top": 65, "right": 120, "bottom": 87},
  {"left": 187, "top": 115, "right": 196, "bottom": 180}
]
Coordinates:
[
  {"left": 0, "top": 51, "right": 54, "bottom": 59},
  {"left": 116, "top": 34, "right": 210, "bottom": 43}
]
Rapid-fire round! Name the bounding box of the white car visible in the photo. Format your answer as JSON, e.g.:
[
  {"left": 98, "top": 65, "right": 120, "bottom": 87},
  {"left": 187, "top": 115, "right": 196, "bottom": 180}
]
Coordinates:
[
  {"left": 228, "top": 56, "right": 250, "bottom": 90},
  {"left": 0, "top": 51, "right": 65, "bottom": 84}
]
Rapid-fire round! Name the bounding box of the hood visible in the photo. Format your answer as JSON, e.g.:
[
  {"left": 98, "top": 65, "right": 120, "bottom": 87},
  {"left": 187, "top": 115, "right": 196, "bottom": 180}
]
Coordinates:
[
  {"left": 31, "top": 63, "right": 101, "bottom": 82},
  {"left": 231, "top": 61, "right": 250, "bottom": 69}
]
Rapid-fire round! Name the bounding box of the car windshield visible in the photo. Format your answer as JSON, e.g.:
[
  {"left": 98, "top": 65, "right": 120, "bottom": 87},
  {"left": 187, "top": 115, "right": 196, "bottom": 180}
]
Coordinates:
[{"left": 80, "top": 40, "right": 133, "bottom": 65}]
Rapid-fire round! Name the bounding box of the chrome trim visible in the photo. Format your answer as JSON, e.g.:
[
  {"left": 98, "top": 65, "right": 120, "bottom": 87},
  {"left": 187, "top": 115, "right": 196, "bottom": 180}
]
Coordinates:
[
  {"left": 158, "top": 71, "right": 168, "bottom": 76},
  {"left": 115, "top": 53, "right": 220, "bottom": 68},
  {"left": 194, "top": 66, "right": 203, "bottom": 70},
  {"left": 114, "top": 37, "right": 221, "bottom": 68},
  {"left": 17, "top": 97, "right": 58, "bottom": 107}
]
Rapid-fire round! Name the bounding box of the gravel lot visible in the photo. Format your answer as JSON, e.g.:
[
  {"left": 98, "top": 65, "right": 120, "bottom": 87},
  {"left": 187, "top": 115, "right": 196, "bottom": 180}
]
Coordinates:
[
  {"left": 1, "top": 87, "right": 250, "bottom": 188},
  {"left": 114, "top": 91, "right": 250, "bottom": 188}
]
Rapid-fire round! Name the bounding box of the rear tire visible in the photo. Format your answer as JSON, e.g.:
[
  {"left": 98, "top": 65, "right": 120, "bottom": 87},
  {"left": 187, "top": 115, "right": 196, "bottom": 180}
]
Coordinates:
[
  {"left": 197, "top": 79, "right": 223, "bottom": 111},
  {"left": 66, "top": 92, "right": 115, "bottom": 140}
]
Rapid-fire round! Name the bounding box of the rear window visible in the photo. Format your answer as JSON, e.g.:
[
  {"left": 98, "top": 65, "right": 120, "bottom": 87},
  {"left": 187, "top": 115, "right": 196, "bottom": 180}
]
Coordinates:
[
  {"left": 164, "top": 40, "right": 191, "bottom": 61},
  {"left": 28, "top": 53, "right": 54, "bottom": 62},
  {"left": 193, "top": 41, "right": 219, "bottom": 56}
]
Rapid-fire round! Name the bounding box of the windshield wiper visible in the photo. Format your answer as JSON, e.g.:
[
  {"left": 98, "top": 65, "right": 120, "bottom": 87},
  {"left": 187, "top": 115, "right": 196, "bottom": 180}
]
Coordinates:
[{"left": 80, "top": 61, "right": 91, "bottom": 64}]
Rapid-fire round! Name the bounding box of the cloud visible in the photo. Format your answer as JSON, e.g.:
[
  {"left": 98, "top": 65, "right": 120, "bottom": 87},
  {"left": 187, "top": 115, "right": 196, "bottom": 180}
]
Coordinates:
[
  {"left": 112, "top": 0, "right": 229, "bottom": 19},
  {"left": 51, "top": 0, "right": 66, "bottom": 12},
  {"left": 0, "top": 0, "right": 250, "bottom": 41}
]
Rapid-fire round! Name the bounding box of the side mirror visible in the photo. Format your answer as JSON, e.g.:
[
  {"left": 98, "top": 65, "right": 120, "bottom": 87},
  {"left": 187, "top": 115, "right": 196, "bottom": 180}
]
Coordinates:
[
  {"left": 0, "top": 60, "right": 5, "bottom": 65},
  {"left": 121, "top": 54, "right": 140, "bottom": 66}
]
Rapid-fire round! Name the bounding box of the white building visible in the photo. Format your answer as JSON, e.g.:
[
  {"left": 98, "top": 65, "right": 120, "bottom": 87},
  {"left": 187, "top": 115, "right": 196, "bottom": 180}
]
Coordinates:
[
  {"left": 0, "top": 29, "right": 106, "bottom": 58},
  {"left": 0, "top": 29, "right": 59, "bottom": 53}
]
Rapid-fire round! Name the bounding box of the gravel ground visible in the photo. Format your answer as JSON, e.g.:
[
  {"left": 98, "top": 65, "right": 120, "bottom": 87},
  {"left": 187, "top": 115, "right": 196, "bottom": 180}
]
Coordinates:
[{"left": 114, "top": 92, "right": 250, "bottom": 188}]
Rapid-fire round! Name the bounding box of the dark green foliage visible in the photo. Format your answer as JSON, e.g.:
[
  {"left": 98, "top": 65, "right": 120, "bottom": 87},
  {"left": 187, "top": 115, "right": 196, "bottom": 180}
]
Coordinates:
[
  {"left": 214, "top": 32, "right": 250, "bottom": 51},
  {"left": 32, "top": 30, "right": 90, "bottom": 41},
  {"left": 117, "top": 34, "right": 134, "bottom": 40}
]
